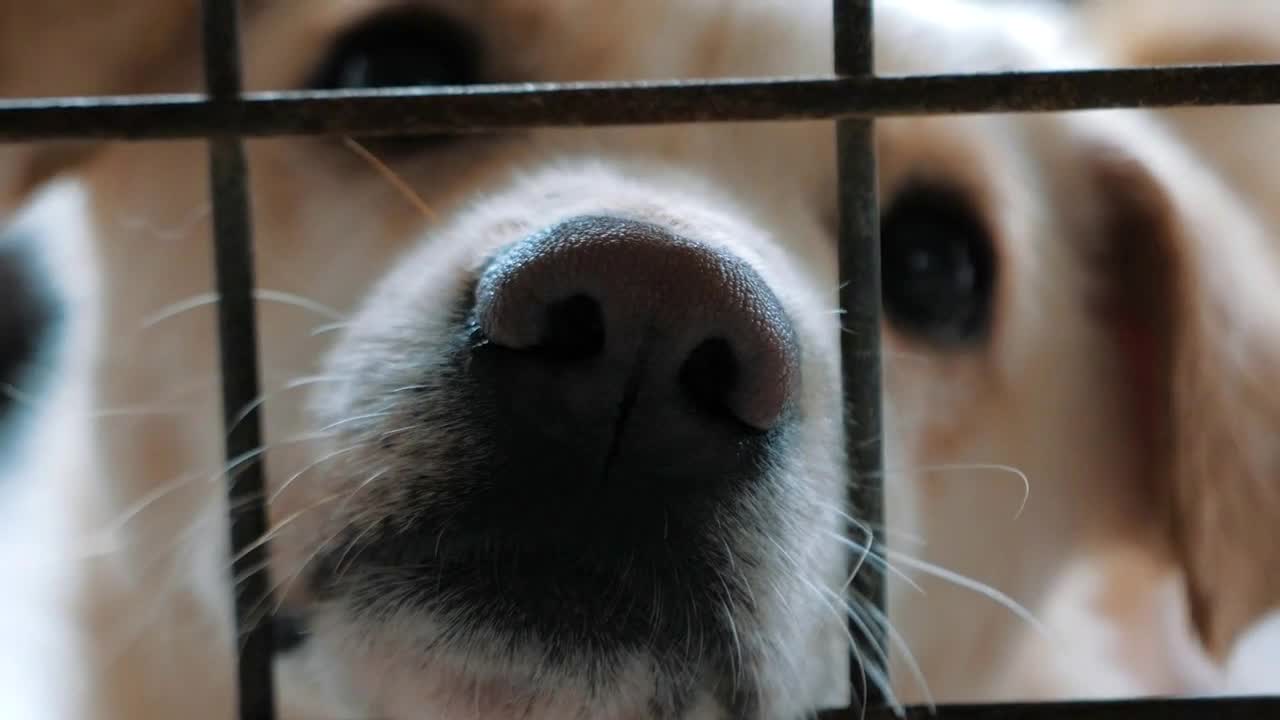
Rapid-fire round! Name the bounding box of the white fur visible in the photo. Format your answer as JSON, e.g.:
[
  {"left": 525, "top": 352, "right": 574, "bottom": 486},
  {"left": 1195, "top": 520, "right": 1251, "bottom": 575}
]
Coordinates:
[
  {"left": 1224, "top": 612, "right": 1280, "bottom": 695},
  {"left": 0, "top": 180, "right": 101, "bottom": 720}
]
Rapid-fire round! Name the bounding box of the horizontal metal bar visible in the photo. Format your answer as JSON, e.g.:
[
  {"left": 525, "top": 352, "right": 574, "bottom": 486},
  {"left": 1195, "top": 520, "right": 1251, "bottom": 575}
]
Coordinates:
[
  {"left": 818, "top": 697, "right": 1280, "bottom": 720},
  {"left": 3, "top": 63, "right": 1280, "bottom": 143}
]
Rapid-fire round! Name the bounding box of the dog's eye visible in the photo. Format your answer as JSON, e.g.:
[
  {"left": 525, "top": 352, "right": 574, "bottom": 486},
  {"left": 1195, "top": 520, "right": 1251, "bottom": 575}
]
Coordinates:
[
  {"left": 880, "top": 183, "right": 996, "bottom": 345},
  {"left": 308, "top": 9, "right": 482, "bottom": 92}
]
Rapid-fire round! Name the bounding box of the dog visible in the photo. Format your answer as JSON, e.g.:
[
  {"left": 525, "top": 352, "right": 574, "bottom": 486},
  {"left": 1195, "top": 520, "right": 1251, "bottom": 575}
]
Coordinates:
[{"left": 2, "top": 0, "right": 1279, "bottom": 718}]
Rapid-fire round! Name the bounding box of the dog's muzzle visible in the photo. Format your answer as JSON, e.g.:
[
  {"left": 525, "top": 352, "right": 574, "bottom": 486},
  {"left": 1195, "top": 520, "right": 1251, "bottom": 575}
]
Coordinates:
[{"left": 312, "top": 214, "right": 802, "bottom": 668}]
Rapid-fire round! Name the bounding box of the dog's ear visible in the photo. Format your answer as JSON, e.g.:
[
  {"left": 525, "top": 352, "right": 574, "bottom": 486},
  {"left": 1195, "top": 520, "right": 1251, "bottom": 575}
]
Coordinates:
[
  {"left": 1084, "top": 115, "right": 1280, "bottom": 661},
  {"left": 0, "top": 0, "right": 197, "bottom": 211}
]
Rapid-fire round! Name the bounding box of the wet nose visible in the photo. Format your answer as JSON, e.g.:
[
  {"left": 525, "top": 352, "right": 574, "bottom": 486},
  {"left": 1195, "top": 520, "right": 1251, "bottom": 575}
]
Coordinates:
[{"left": 474, "top": 215, "right": 798, "bottom": 439}]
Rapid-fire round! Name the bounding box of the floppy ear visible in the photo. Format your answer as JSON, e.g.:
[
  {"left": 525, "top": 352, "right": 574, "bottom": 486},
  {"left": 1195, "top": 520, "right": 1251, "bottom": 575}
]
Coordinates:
[
  {"left": 0, "top": 0, "right": 196, "bottom": 211},
  {"left": 1084, "top": 115, "right": 1280, "bottom": 661}
]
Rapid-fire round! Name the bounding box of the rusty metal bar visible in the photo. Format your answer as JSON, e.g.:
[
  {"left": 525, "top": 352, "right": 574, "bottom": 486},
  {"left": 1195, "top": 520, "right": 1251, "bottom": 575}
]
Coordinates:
[
  {"left": 4, "top": 63, "right": 1280, "bottom": 143},
  {"left": 200, "top": 1, "right": 276, "bottom": 718},
  {"left": 819, "top": 696, "right": 1280, "bottom": 720},
  {"left": 833, "top": 0, "right": 886, "bottom": 712}
]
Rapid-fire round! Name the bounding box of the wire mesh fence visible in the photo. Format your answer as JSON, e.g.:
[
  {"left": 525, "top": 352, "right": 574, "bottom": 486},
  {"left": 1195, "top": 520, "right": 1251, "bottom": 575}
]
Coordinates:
[{"left": 1, "top": 0, "right": 1279, "bottom": 718}]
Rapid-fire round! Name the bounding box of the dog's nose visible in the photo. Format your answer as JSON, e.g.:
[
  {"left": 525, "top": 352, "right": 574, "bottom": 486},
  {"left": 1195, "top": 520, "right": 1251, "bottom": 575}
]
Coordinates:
[{"left": 474, "top": 215, "right": 798, "bottom": 451}]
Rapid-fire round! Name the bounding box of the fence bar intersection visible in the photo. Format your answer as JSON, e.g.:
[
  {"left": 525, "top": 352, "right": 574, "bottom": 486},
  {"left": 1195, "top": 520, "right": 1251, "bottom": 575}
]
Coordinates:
[
  {"left": 830, "top": 0, "right": 887, "bottom": 713},
  {"left": 200, "top": 1, "right": 276, "bottom": 718}
]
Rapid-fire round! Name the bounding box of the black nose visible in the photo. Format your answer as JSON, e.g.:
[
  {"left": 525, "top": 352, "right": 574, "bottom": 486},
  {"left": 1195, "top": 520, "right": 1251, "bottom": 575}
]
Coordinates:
[
  {"left": 476, "top": 214, "right": 798, "bottom": 425},
  {"left": 470, "top": 215, "right": 798, "bottom": 509}
]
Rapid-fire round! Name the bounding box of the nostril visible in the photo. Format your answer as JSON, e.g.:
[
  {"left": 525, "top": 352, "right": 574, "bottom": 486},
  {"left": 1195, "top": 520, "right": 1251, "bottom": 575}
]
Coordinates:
[
  {"left": 537, "top": 294, "right": 605, "bottom": 362},
  {"left": 679, "top": 337, "right": 740, "bottom": 424},
  {"left": 473, "top": 216, "right": 799, "bottom": 434}
]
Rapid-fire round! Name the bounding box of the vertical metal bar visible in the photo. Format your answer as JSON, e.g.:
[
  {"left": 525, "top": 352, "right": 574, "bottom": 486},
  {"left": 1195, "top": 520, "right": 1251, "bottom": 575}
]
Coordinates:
[
  {"left": 834, "top": 0, "right": 885, "bottom": 710},
  {"left": 200, "top": 1, "right": 277, "bottom": 719}
]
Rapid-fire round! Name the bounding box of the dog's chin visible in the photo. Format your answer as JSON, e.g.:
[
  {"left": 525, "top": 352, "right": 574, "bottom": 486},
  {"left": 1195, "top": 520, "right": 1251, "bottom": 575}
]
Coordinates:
[
  {"left": 292, "top": 594, "right": 734, "bottom": 720},
  {"left": 294, "top": 634, "right": 722, "bottom": 720},
  {"left": 301, "top": 518, "right": 748, "bottom": 716},
  {"left": 291, "top": 470, "right": 773, "bottom": 718}
]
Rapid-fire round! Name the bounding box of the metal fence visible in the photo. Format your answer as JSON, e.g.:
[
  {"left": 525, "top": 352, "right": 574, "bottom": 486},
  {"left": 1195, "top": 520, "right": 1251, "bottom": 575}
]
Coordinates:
[{"left": 2, "top": 0, "right": 1279, "bottom": 718}]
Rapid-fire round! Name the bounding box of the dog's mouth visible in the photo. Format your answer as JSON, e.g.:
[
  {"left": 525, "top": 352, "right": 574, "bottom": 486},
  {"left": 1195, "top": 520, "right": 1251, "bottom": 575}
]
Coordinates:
[
  {"left": 305, "top": 468, "right": 757, "bottom": 672},
  {"left": 300, "top": 497, "right": 768, "bottom": 719}
]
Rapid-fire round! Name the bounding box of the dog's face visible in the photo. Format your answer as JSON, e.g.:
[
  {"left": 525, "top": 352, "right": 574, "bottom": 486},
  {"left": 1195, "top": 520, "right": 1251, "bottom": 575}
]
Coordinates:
[{"left": 7, "top": 0, "right": 1280, "bottom": 718}]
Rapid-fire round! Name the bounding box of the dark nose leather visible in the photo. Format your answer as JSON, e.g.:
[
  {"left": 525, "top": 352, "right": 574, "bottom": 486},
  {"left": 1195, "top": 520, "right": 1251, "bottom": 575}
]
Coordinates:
[
  {"left": 468, "top": 214, "right": 799, "bottom": 540},
  {"left": 475, "top": 215, "right": 798, "bottom": 432}
]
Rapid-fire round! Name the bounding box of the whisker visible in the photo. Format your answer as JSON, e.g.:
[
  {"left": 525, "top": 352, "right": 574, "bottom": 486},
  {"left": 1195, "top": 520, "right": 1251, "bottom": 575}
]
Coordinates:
[
  {"left": 4, "top": 376, "right": 226, "bottom": 423},
  {"left": 266, "top": 522, "right": 353, "bottom": 620},
  {"left": 838, "top": 459, "right": 1033, "bottom": 521},
  {"left": 86, "top": 429, "right": 340, "bottom": 549},
  {"left": 765, "top": 533, "right": 897, "bottom": 710},
  {"left": 0, "top": 383, "right": 199, "bottom": 427},
  {"left": 330, "top": 466, "right": 392, "bottom": 519},
  {"left": 112, "top": 204, "right": 211, "bottom": 242},
  {"left": 267, "top": 442, "right": 375, "bottom": 505},
  {"left": 233, "top": 556, "right": 275, "bottom": 592},
  {"left": 264, "top": 464, "right": 401, "bottom": 620},
  {"left": 863, "top": 601, "right": 936, "bottom": 714},
  {"left": 820, "top": 529, "right": 922, "bottom": 595},
  {"left": 884, "top": 548, "right": 1055, "bottom": 644},
  {"left": 235, "top": 559, "right": 283, "bottom": 653},
  {"left": 864, "top": 463, "right": 1032, "bottom": 520},
  {"left": 784, "top": 568, "right": 875, "bottom": 718},
  {"left": 389, "top": 384, "right": 432, "bottom": 394},
  {"left": 310, "top": 320, "right": 352, "bottom": 337},
  {"left": 817, "top": 584, "right": 902, "bottom": 716},
  {"left": 225, "top": 490, "right": 347, "bottom": 570},
  {"left": 88, "top": 470, "right": 207, "bottom": 545},
  {"left": 252, "top": 289, "right": 347, "bottom": 322},
  {"left": 242, "top": 523, "right": 349, "bottom": 642},
  {"left": 227, "top": 374, "right": 353, "bottom": 437},
  {"left": 141, "top": 288, "right": 347, "bottom": 329},
  {"left": 842, "top": 515, "right": 875, "bottom": 593},
  {"left": 716, "top": 574, "right": 745, "bottom": 691},
  {"left": 92, "top": 502, "right": 231, "bottom": 662},
  {"left": 318, "top": 411, "right": 395, "bottom": 434},
  {"left": 140, "top": 291, "right": 218, "bottom": 328},
  {"left": 814, "top": 500, "right": 925, "bottom": 547},
  {"left": 223, "top": 430, "right": 342, "bottom": 494},
  {"left": 342, "top": 137, "right": 438, "bottom": 221}
]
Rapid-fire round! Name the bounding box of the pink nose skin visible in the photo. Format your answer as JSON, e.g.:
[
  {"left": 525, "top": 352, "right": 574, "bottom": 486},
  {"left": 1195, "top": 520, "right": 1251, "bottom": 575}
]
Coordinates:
[{"left": 474, "top": 215, "right": 799, "bottom": 434}]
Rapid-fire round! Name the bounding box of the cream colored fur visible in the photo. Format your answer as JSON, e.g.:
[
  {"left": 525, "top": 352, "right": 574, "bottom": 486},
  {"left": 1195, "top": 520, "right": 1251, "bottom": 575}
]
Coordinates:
[{"left": 1, "top": 1, "right": 1278, "bottom": 718}]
